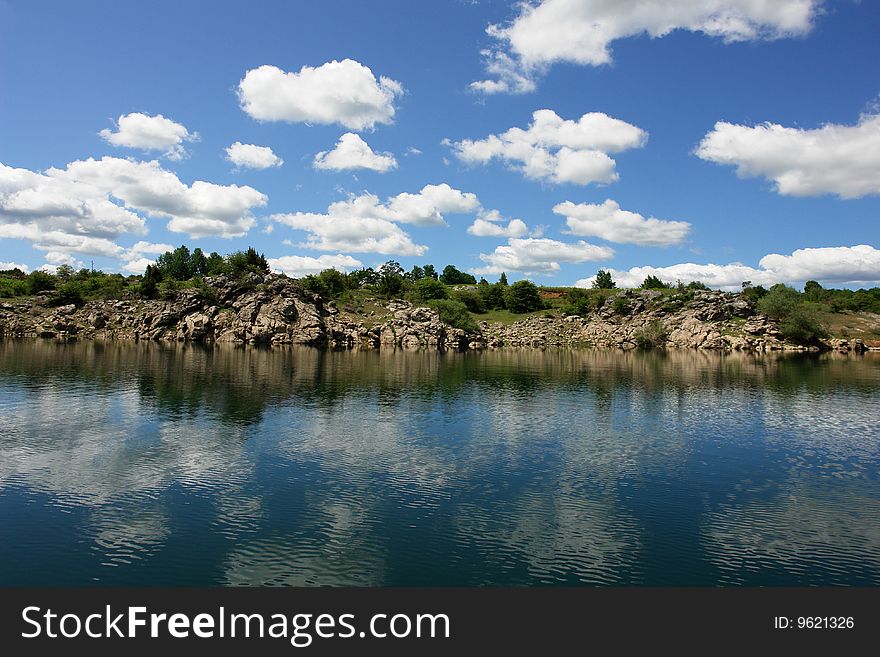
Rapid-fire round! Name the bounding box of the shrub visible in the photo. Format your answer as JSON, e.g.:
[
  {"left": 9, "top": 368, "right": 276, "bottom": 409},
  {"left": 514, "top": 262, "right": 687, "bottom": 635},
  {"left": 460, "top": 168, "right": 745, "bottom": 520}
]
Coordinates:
[
  {"left": 453, "top": 288, "right": 485, "bottom": 313},
  {"left": 504, "top": 280, "right": 543, "bottom": 313},
  {"left": 27, "top": 271, "right": 56, "bottom": 295},
  {"left": 479, "top": 282, "right": 506, "bottom": 310},
  {"left": 757, "top": 284, "right": 800, "bottom": 320},
  {"left": 429, "top": 299, "right": 480, "bottom": 333},
  {"left": 302, "top": 268, "right": 349, "bottom": 299},
  {"left": 779, "top": 304, "right": 828, "bottom": 344},
  {"left": 49, "top": 281, "right": 85, "bottom": 307},
  {"left": 414, "top": 277, "right": 448, "bottom": 302},
  {"left": 612, "top": 296, "right": 630, "bottom": 315},
  {"left": 634, "top": 320, "right": 668, "bottom": 349}
]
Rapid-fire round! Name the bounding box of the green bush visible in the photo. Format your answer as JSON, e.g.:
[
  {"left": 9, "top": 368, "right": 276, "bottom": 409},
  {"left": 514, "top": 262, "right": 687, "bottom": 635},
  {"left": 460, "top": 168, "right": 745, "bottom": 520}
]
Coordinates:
[
  {"left": 27, "top": 271, "right": 56, "bottom": 295},
  {"left": 757, "top": 284, "right": 800, "bottom": 320},
  {"left": 453, "top": 288, "right": 485, "bottom": 313},
  {"left": 49, "top": 281, "right": 85, "bottom": 307},
  {"left": 429, "top": 299, "right": 480, "bottom": 333},
  {"left": 504, "top": 280, "right": 543, "bottom": 313},
  {"left": 414, "top": 277, "right": 448, "bottom": 302},
  {"left": 634, "top": 320, "right": 668, "bottom": 349},
  {"left": 779, "top": 304, "right": 828, "bottom": 344},
  {"left": 478, "top": 282, "right": 506, "bottom": 310},
  {"left": 612, "top": 296, "right": 630, "bottom": 315}
]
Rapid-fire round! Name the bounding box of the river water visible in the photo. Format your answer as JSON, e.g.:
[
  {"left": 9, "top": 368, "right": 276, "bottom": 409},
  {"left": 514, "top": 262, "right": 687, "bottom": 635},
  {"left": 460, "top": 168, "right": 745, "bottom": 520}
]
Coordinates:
[{"left": 1, "top": 340, "right": 878, "bottom": 586}]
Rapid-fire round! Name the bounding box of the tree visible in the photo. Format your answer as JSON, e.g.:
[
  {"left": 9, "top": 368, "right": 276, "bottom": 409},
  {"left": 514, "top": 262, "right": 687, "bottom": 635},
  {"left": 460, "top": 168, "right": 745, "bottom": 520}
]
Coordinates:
[
  {"left": 641, "top": 275, "right": 667, "bottom": 289},
  {"left": 56, "top": 264, "right": 75, "bottom": 281},
  {"left": 141, "top": 264, "right": 162, "bottom": 298},
  {"left": 422, "top": 264, "right": 438, "bottom": 280},
  {"left": 156, "top": 245, "right": 193, "bottom": 281},
  {"left": 498, "top": 272, "right": 508, "bottom": 286},
  {"left": 407, "top": 265, "right": 425, "bottom": 281},
  {"left": 593, "top": 270, "right": 616, "bottom": 290},
  {"left": 191, "top": 248, "right": 207, "bottom": 277},
  {"left": 377, "top": 260, "right": 406, "bottom": 297},
  {"left": 226, "top": 247, "right": 270, "bottom": 277},
  {"left": 440, "top": 264, "right": 476, "bottom": 285},
  {"left": 204, "top": 252, "right": 227, "bottom": 276},
  {"left": 504, "top": 280, "right": 543, "bottom": 313}
]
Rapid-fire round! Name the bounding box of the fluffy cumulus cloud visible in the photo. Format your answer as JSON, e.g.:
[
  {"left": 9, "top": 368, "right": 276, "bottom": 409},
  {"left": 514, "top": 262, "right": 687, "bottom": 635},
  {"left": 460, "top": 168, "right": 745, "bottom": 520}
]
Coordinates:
[
  {"left": 313, "top": 133, "right": 397, "bottom": 172},
  {"left": 574, "top": 245, "right": 880, "bottom": 290},
  {"left": 225, "top": 142, "right": 283, "bottom": 169},
  {"left": 447, "top": 109, "right": 647, "bottom": 185},
  {"left": 99, "top": 112, "right": 198, "bottom": 160},
  {"left": 267, "top": 253, "right": 363, "bottom": 278},
  {"left": 54, "top": 157, "right": 267, "bottom": 238},
  {"left": 120, "top": 240, "right": 175, "bottom": 274},
  {"left": 695, "top": 114, "right": 880, "bottom": 198},
  {"left": 0, "top": 157, "right": 266, "bottom": 267},
  {"left": 474, "top": 237, "right": 614, "bottom": 275},
  {"left": 0, "top": 260, "right": 29, "bottom": 272},
  {"left": 473, "top": 0, "right": 820, "bottom": 93},
  {"left": 237, "top": 60, "right": 403, "bottom": 131},
  {"left": 269, "top": 184, "right": 481, "bottom": 256},
  {"left": 555, "top": 199, "right": 691, "bottom": 246},
  {"left": 467, "top": 209, "right": 530, "bottom": 238}
]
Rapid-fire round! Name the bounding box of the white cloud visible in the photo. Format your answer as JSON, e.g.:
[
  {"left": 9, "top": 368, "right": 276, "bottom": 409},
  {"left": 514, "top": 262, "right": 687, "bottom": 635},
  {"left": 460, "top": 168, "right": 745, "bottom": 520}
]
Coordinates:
[
  {"left": 54, "top": 157, "right": 268, "bottom": 238},
  {"left": 574, "top": 245, "right": 880, "bottom": 290},
  {"left": 0, "top": 261, "right": 29, "bottom": 272},
  {"left": 0, "top": 157, "right": 266, "bottom": 263},
  {"left": 269, "top": 184, "right": 481, "bottom": 256},
  {"left": 695, "top": 114, "right": 880, "bottom": 198},
  {"left": 474, "top": 0, "right": 820, "bottom": 93},
  {"left": 99, "top": 112, "right": 198, "bottom": 160},
  {"left": 474, "top": 237, "right": 614, "bottom": 275},
  {"left": 121, "top": 257, "right": 156, "bottom": 275},
  {"left": 313, "top": 133, "right": 397, "bottom": 172},
  {"left": 119, "top": 240, "right": 175, "bottom": 274},
  {"left": 237, "top": 60, "right": 403, "bottom": 131},
  {"left": 556, "top": 199, "right": 691, "bottom": 246},
  {"left": 447, "top": 109, "right": 646, "bottom": 185},
  {"left": 405, "top": 147, "right": 423, "bottom": 156},
  {"left": 267, "top": 253, "right": 363, "bottom": 278},
  {"left": 467, "top": 209, "right": 530, "bottom": 237},
  {"left": 225, "top": 142, "right": 283, "bottom": 169},
  {"left": 125, "top": 240, "right": 174, "bottom": 257}
]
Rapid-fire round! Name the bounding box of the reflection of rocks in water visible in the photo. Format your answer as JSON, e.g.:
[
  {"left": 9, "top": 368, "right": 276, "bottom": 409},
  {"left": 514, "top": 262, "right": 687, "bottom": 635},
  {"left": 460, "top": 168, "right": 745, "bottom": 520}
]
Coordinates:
[{"left": 702, "top": 481, "right": 880, "bottom": 585}]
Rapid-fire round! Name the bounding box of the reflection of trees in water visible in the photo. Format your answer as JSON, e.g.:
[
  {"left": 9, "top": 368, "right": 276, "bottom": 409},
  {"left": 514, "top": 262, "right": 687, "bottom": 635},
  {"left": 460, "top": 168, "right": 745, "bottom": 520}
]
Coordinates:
[{"left": 2, "top": 340, "right": 879, "bottom": 585}]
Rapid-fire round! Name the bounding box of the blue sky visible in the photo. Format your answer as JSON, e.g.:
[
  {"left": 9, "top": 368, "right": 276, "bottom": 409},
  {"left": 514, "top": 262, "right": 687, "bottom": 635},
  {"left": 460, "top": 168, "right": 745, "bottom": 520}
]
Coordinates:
[{"left": 0, "top": 0, "right": 878, "bottom": 288}]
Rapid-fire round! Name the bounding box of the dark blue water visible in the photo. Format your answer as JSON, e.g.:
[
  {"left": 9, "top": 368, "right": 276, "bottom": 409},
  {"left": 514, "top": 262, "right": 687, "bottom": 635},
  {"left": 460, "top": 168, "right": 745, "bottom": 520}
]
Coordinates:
[{"left": 1, "top": 340, "right": 878, "bottom": 586}]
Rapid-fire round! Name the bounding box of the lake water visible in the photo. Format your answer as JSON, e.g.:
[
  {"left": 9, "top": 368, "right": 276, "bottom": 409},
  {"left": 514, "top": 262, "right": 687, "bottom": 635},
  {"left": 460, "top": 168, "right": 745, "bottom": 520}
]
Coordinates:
[{"left": 1, "top": 340, "right": 878, "bottom": 586}]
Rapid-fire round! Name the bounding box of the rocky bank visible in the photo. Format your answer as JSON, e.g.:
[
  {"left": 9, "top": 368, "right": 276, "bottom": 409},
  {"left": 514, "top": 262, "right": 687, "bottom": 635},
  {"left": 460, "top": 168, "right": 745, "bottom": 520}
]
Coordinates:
[{"left": 0, "top": 273, "right": 873, "bottom": 352}]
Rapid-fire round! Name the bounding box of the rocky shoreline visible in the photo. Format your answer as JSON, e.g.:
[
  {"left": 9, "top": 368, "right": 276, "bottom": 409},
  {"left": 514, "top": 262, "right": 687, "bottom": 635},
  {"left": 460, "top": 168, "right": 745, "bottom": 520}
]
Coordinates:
[{"left": 0, "top": 273, "right": 875, "bottom": 352}]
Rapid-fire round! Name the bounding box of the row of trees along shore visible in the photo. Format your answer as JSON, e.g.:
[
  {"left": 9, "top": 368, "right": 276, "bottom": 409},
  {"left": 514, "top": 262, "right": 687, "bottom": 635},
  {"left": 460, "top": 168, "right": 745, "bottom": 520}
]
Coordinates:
[{"left": 2, "top": 245, "right": 879, "bottom": 345}]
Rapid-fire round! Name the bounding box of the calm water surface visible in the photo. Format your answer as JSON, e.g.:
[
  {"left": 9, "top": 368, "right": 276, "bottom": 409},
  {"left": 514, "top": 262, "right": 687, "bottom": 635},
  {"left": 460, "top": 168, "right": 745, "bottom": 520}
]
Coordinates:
[{"left": 1, "top": 340, "right": 878, "bottom": 586}]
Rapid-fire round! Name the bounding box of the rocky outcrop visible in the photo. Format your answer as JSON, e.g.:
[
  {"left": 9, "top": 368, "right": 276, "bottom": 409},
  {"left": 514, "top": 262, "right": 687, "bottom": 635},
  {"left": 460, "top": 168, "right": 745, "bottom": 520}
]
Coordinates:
[{"left": 0, "top": 276, "right": 874, "bottom": 352}]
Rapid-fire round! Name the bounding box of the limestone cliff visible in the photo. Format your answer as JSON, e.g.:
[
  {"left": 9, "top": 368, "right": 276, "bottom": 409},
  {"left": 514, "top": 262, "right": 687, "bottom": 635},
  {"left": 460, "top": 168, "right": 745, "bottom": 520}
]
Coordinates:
[{"left": 0, "top": 273, "right": 871, "bottom": 352}]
